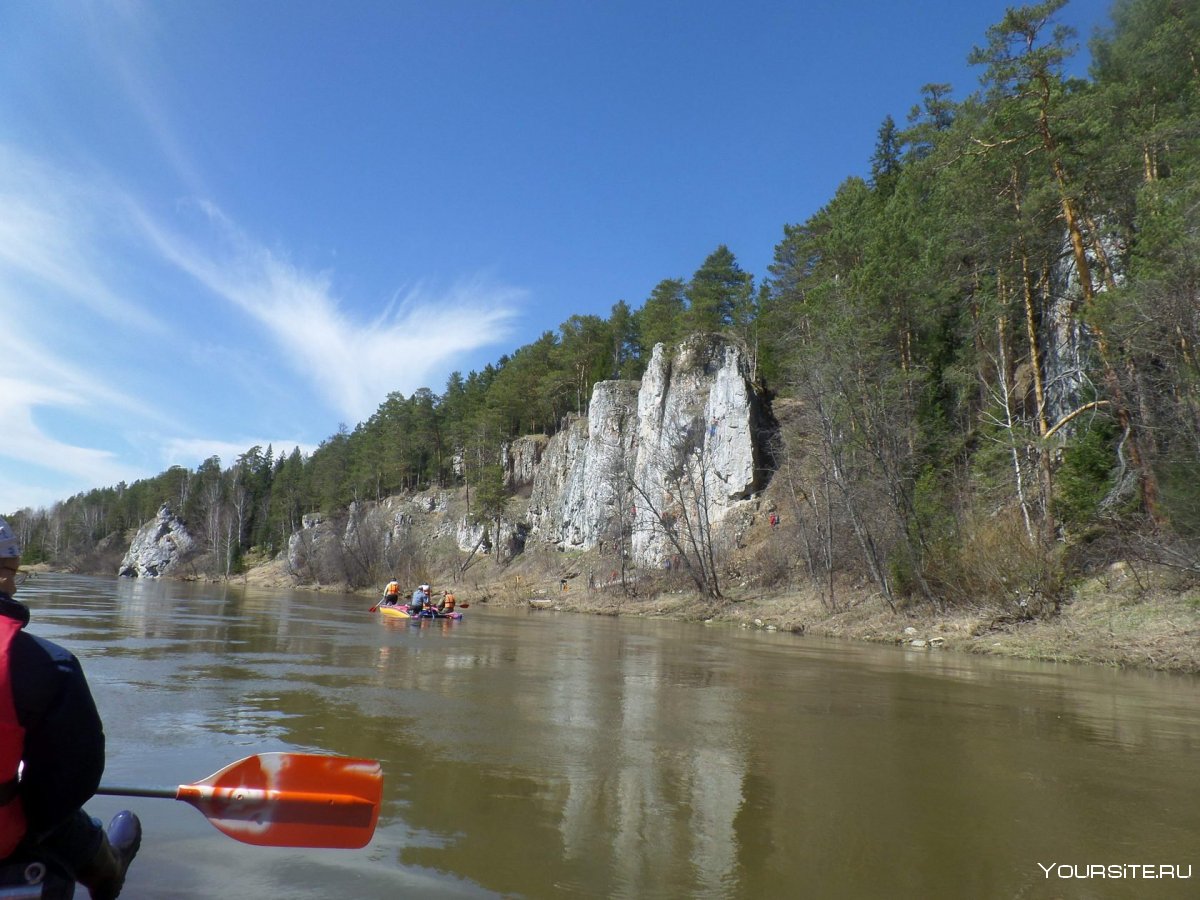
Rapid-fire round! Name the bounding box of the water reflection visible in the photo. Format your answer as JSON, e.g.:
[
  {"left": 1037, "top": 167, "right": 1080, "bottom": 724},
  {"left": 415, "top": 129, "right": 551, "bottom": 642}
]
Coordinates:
[{"left": 17, "top": 574, "right": 1200, "bottom": 899}]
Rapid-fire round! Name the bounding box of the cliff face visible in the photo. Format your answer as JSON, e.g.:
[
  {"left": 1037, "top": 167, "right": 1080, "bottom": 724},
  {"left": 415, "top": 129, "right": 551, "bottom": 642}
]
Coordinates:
[
  {"left": 501, "top": 436, "right": 549, "bottom": 491},
  {"left": 121, "top": 335, "right": 773, "bottom": 582},
  {"left": 527, "top": 379, "right": 640, "bottom": 551},
  {"left": 1041, "top": 231, "right": 1124, "bottom": 430},
  {"left": 528, "top": 334, "right": 771, "bottom": 566},
  {"left": 632, "top": 336, "right": 767, "bottom": 565},
  {"left": 118, "top": 504, "right": 198, "bottom": 578}
]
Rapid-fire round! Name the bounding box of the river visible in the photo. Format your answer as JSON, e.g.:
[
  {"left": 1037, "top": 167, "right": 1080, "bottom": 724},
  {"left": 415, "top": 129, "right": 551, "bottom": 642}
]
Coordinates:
[{"left": 16, "top": 574, "right": 1199, "bottom": 898}]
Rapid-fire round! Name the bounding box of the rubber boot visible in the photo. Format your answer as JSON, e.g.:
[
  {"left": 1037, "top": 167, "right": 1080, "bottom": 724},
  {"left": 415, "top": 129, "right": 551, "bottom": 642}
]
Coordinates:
[{"left": 76, "top": 811, "right": 141, "bottom": 900}]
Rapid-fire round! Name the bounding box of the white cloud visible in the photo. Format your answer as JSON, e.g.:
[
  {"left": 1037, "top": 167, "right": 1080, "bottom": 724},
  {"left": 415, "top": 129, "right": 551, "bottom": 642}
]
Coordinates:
[
  {"left": 0, "top": 140, "right": 524, "bottom": 512},
  {"left": 0, "top": 146, "right": 169, "bottom": 334},
  {"left": 0, "top": 477, "right": 81, "bottom": 516},
  {"left": 7, "top": 337, "right": 170, "bottom": 429},
  {"left": 0, "top": 151, "right": 183, "bottom": 512},
  {"left": 136, "top": 204, "right": 524, "bottom": 422},
  {"left": 0, "top": 379, "right": 142, "bottom": 490},
  {"left": 0, "top": 8, "right": 527, "bottom": 514}
]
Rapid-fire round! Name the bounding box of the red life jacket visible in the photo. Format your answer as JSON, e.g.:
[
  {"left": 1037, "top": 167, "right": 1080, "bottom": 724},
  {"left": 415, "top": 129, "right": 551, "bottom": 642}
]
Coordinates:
[{"left": 0, "top": 616, "right": 27, "bottom": 856}]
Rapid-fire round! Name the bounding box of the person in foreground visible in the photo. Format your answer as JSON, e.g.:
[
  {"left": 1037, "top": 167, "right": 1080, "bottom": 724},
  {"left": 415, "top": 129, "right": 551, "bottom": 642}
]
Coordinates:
[{"left": 0, "top": 517, "right": 141, "bottom": 899}]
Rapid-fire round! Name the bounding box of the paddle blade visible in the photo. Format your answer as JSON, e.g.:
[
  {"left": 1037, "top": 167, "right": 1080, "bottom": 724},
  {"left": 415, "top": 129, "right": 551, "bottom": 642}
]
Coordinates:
[{"left": 177, "top": 753, "right": 382, "bottom": 849}]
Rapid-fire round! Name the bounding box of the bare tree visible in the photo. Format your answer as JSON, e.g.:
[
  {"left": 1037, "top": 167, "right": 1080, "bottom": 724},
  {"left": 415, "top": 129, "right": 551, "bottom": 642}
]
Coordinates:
[
  {"left": 629, "top": 421, "right": 724, "bottom": 601},
  {"left": 341, "top": 503, "right": 389, "bottom": 589},
  {"left": 770, "top": 421, "right": 842, "bottom": 612}
]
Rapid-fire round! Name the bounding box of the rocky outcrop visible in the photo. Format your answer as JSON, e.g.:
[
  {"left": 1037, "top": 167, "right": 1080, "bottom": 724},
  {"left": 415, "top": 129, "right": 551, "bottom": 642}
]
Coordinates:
[
  {"left": 527, "top": 334, "right": 772, "bottom": 566},
  {"left": 118, "top": 504, "right": 198, "bottom": 578},
  {"left": 118, "top": 336, "right": 774, "bottom": 585},
  {"left": 288, "top": 498, "right": 422, "bottom": 579},
  {"left": 287, "top": 512, "right": 339, "bottom": 580},
  {"left": 631, "top": 335, "right": 769, "bottom": 566},
  {"left": 456, "top": 516, "right": 529, "bottom": 558},
  {"left": 1041, "top": 230, "right": 1124, "bottom": 431},
  {"left": 501, "top": 436, "right": 549, "bottom": 491},
  {"left": 528, "top": 381, "right": 640, "bottom": 551}
]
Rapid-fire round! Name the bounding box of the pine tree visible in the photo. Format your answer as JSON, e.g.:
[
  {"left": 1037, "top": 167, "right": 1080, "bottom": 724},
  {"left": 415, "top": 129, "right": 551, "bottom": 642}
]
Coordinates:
[
  {"left": 636, "top": 278, "right": 687, "bottom": 353},
  {"left": 686, "top": 245, "right": 753, "bottom": 333},
  {"left": 869, "top": 114, "right": 902, "bottom": 191}
]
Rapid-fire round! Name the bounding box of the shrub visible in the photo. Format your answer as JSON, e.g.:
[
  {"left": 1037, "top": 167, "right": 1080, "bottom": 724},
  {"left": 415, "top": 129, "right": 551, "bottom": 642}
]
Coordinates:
[
  {"left": 1055, "top": 422, "right": 1118, "bottom": 529},
  {"left": 939, "top": 508, "right": 1064, "bottom": 615}
]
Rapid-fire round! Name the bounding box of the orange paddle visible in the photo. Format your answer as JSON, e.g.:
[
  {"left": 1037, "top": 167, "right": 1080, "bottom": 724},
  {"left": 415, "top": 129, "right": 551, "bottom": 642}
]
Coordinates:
[{"left": 96, "top": 752, "right": 383, "bottom": 849}]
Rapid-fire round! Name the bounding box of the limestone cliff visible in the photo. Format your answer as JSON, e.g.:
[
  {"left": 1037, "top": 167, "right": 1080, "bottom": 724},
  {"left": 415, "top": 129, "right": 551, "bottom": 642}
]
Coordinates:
[
  {"left": 501, "top": 435, "right": 549, "bottom": 491},
  {"left": 527, "top": 334, "right": 772, "bottom": 566},
  {"left": 120, "top": 335, "right": 774, "bottom": 584},
  {"left": 118, "top": 504, "right": 198, "bottom": 578},
  {"left": 527, "top": 379, "right": 640, "bottom": 552}
]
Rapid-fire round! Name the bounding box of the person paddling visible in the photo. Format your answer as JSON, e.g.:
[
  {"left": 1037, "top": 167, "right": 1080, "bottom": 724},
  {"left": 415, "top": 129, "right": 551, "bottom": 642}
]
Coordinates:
[
  {"left": 408, "top": 585, "right": 430, "bottom": 616},
  {"left": 0, "top": 517, "right": 141, "bottom": 899},
  {"left": 379, "top": 580, "right": 401, "bottom": 607}
]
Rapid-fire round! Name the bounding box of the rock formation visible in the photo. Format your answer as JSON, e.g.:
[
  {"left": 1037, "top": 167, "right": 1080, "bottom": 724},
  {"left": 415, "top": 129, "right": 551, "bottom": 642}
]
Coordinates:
[
  {"left": 118, "top": 504, "right": 198, "bottom": 578},
  {"left": 120, "top": 335, "right": 774, "bottom": 584},
  {"left": 527, "top": 379, "right": 640, "bottom": 552},
  {"left": 501, "top": 436, "right": 549, "bottom": 491},
  {"left": 527, "top": 334, "right": 772, "bottom": 566},
  {"left": 631, "top": 335, "right": 769, "bottom": 566},
  {"left": 455, "top": 516, "right": 528, "bottom": 559}
]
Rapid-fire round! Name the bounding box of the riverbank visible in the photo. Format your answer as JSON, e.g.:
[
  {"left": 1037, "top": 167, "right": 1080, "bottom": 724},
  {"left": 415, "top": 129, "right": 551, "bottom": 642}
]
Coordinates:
[
  {"left": 467, "top": 563, "right": 1200, "bottom": 675},
  {"left": 199, "top": 554, "right": 1200, "bottom": 675}
]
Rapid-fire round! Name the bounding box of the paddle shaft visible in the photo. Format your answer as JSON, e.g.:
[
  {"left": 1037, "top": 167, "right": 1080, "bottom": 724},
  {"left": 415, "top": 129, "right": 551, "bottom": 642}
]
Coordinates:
[{"left": 96, "top": 785, "right": 176, "bottom": 800}]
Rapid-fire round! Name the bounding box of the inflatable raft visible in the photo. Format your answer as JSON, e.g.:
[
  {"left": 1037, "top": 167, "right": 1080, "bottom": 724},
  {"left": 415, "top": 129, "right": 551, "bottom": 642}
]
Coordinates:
[{"left": 378, "top": 605, "right": 462, "bottom": 621}]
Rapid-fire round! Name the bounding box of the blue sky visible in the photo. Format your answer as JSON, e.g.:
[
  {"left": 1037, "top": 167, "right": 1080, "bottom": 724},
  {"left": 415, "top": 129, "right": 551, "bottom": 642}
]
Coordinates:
[{"left": 1, "top": 0, "right": 1113, "bottom": 513}]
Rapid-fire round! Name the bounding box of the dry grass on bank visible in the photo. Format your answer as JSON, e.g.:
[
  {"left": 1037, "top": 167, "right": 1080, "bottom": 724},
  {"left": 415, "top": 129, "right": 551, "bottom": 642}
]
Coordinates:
[
  {"left": 967, "top": 577, "right": 1200, "bottom": 671},
  {"left": 494, "top": 563, "right": 1200, "bottom": 674}
]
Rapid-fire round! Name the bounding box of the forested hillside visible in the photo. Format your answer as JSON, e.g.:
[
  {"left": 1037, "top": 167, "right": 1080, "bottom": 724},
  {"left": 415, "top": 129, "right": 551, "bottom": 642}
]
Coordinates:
[{"left": 11, "top": 0, "right": 1199, "bottom": 612}]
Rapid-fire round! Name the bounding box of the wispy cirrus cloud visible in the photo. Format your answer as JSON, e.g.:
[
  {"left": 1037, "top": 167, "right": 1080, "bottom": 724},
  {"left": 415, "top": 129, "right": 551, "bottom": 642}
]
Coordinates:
[
  {"left": 135, "top": 202, "right": 524, "bottom": 422},
  {"left": 0, "top": 147, "right": 180, "bottom": 428},
  {"left": 0, "top": 140, "right": 525, "bottom": 511},
  {"left": 0, "top": 147, "right": 169, "bottom": 337},
  {"left": 0, "top": 378, "right": 142, "bottom": 489},
  {"left": 0, "top": 151, "right": 185, "bottom": 509}
]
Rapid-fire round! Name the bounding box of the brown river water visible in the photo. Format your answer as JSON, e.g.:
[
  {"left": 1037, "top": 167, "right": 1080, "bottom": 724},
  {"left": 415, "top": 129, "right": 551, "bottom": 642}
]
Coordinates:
[{"left": 17, "top": 574, "right": 1199, "bottom": 899}]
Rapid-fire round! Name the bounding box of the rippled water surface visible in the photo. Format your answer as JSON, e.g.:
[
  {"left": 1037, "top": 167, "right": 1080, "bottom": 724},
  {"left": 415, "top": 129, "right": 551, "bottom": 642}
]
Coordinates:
[{"left": 19, "top": 574, "right": 1200, "bottom": 898}]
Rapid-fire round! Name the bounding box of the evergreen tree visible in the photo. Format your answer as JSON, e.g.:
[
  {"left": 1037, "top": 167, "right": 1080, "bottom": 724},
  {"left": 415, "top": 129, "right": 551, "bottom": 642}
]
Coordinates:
[
  {"left": 904, "top": 83, "right": 956, "bottom": 163},
  {"left": 970, "top": 0, "right": 1161, "bottom": 521},
  {"left": 869, "top": 114, "right": 902, "bottom": 192},
  {"left": 557, "top": 314, "right": 611, "bottom": 413},
  {"left": 686, "top": 245, "right": 753, "bottom": 333},
  {"left": 607, "top": 299, "right": 641, "bottom": 379},
  {"left": 635, "top": 278, "right": 687, "bottom": 356}
]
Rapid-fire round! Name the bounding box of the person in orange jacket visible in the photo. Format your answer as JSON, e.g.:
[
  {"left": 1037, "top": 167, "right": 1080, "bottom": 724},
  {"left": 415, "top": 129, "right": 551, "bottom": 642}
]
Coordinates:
[{"left": 379, "top": 580, "right": 401, "bottom": 607}]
